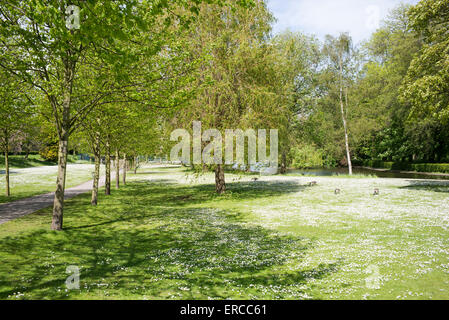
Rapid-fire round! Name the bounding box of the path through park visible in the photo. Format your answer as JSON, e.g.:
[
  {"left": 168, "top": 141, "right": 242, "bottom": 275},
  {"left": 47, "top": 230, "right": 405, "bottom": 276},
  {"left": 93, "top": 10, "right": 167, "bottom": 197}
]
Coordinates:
[{"left": 0, "top": 175, "right": 106, "bottom": 225}]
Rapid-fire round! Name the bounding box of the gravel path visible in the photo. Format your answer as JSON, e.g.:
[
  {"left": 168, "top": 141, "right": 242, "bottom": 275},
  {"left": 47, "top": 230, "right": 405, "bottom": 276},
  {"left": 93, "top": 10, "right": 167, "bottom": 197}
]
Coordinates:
[{"left": 0, "top": 175, "right": 107, "bottom": 225}]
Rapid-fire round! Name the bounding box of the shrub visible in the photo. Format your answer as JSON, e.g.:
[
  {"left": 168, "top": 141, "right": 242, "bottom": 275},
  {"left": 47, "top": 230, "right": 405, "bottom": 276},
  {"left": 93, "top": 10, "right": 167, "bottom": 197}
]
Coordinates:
[
  {"left": 39, "top": 144, "right": 58, "bottom": 162},
  {"left": 361, "top": 160, "right": 449, "bottom": 173},
  {"left": 360, "top": 160, "right": 394, "bottom": 169},
  {"left": 410, "top": 163, "right": 449, "bottom": 174},
  {"left": 290, "top": 145, "right": 324, "bottom": 169}
]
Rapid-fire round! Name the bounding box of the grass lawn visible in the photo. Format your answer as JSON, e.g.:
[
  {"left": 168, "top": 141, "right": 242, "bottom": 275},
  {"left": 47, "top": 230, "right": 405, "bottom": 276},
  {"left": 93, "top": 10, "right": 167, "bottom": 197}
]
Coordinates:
[
  {"left": 0, "top": 164, "right": 100, "bottom": 204},
  {"left": 0, "top": 166, "right": 448, "bottom": 299}
]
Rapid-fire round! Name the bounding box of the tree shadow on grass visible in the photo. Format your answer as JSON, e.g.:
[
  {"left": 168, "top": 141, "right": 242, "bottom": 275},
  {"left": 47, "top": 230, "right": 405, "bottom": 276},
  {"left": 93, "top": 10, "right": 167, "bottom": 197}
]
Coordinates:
[
  {"left": 0, "top": 179, "right": 336, "bottom": 300},
  {"left": 0, "top": 155, "right": 56, "bottom": 169},
  {"left": 131, "top": 171, "right": 184, "bottom": 175},
  {"left": 121, "top": 180, "right": 306, "bottom": 208},
  {"left": 399, "top": 180, "right": 449, "bottom": 193},
  {"left": 0, "top": 170, "right": 19, "bottom": 175}
]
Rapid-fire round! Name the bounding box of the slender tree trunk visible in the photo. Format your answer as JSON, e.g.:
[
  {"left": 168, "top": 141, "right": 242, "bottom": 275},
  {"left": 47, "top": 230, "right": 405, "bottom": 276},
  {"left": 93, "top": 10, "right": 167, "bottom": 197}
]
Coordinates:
[
  {"left": 344, "top": 87, "right": 352, "bottom": 174},
  {"left": 91, "top": 132, "right": 101, "bottom": 205},
  {"left": 105, "top": 139, "right": 111, "bottom": 195},
  {"left": 122, "top": 153, "right": 126, "bottom": 185},
  {"left": 115, "top": 148, "right": 120, "bottom": 189},
  {"left": 134, "top": 156, "right": 138, "bottom": 174},
  {"left": 215, "top": 164, "right": 226, "bottom": 194},
  {"left": 51, "top": 57, "right": 75, "bottom": 230},
  {"left": 51, "top": 133, "right": 69, "bottom": 230},
  {"left": 339, "top": 57, "right": 352, "bottom": 175},
  {"left": 4, "top": 129, "right": 10, "bottom": 197}
]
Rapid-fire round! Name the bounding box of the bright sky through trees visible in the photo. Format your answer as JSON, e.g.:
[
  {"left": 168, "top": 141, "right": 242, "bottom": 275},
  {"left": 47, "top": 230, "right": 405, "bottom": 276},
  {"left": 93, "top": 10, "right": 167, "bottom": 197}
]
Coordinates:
[{"left": 266, "top": 0, "right": 419, "bottom": 43}]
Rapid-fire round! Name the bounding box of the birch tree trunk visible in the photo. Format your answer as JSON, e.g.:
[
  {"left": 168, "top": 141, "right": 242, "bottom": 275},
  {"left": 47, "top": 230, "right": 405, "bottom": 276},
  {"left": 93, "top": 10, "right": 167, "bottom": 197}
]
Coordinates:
[
  {"left": 122, "top": 153, "right": 126, "bottom": 185},
  {"left": 51, "top": 58, "right": 75, "bottom": 231},
  {"left": 115, "top": 149, "right": 120, "bottom": 189},
  {"left": 91, "top": 131, "right": 101, "bottom": 205},
  {"left": 3, "top": 129, "right": 10, "bottom": 197},
  {"left": 339, "top": 57, "right": 352, "bottom": 175},
  {"left": 51, "top": 132, "right": 69, "bottom": 230},
  {"left": 105, "top": 139, "right": 111, "bottom": 195}
]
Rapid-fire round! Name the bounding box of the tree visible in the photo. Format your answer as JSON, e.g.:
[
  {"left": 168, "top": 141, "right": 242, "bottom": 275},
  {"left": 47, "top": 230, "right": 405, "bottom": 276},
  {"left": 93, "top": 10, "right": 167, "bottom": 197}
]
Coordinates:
[
  {"left": 270, "top": 31, "right": 321, "bottom": 172},
  {"left": 0, "top": 70, "right": 31, "bottom": 196},
  {"left": 323, "top": 33, "right": 355, "bottom": 174},
  {"left": 349, "top": 4, "right": 431, "bottom": 163},
  {"left": 402, "top": 0, "right": 449, "bottom": 125},
  {"left": 170, "top": 0, "right": 276, "bottom": 193}
]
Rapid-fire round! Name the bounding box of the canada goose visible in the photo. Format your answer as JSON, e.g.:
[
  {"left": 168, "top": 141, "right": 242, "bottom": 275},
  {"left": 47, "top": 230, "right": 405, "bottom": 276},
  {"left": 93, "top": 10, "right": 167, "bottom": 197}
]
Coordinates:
[
  {"left": 335, "top": 188, "right": 341, "bottom": 195},
  {"left": 373, "top": 188, "right": 380, "bottom": 196}
]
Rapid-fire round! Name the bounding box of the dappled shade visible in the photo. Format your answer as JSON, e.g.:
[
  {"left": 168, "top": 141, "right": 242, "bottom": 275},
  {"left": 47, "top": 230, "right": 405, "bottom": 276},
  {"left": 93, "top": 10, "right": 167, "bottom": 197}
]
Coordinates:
[{"left": 0, "top": 178, "right": 337, "bottom": 299}]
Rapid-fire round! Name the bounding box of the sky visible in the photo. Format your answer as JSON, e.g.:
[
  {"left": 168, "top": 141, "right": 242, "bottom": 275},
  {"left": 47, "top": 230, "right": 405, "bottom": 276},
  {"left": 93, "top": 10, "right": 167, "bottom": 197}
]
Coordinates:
[{"left": 266, "top": 0, "right": 420, "bottom": 44}]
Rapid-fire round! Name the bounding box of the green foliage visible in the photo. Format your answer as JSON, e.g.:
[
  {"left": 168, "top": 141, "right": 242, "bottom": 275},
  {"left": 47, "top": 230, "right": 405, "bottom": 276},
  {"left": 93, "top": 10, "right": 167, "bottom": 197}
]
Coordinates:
[
  {"left": 408, "top": 163, "right": 449, "bottom": 174},
  {"left": 402, "top": 0, "right": 449, "bottom": 123},
  {"left": 359, "top": 160, "right": 395, "bottom": 170},
  {"left": 290, "top": 145, "right": 324, "bottom": 169},
  {"left": 346, "top": 2, "right": 449, "bottom": 164},
  {"left": 360, "top": 160, "right": 449, "bottom": 174},
  {"left": 39, "top": 144, "right": 59, "bottom": 162}
]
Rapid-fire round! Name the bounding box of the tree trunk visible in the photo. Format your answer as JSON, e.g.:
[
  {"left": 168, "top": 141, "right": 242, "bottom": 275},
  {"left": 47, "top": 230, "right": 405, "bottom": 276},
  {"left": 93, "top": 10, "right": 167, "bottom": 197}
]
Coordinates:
[
  {"left": 215, "top": 164, "right": 226, "bottom": 194},
  {"left": 91, "top": 132, "right": 101, "bottom": 205},
  {"left": 51, "top": 135, "right": 69, "bottom": 230},
  {"left": 280, "top": 152, "right": 287, "bottom": 174},
  {"left": 51, "top": 53, "right": 76, "bottom": 231},
  {"left": 339, "top": 57, "right": 352, "bottom": 175},
  {"left": 122, "top": 153, "right": 127, "bottom": 185},
  {"left": 4, "top": 130, "right": 10, "bottom": 197},
  {"left": 105, "top": 139, "right": 111, "bottom": 195},
  {"left": 134, "top": 156, "right": 138, "bottom": 174},
  {"left": 115, "top": 149, "right": 120, "bottom": 189}
]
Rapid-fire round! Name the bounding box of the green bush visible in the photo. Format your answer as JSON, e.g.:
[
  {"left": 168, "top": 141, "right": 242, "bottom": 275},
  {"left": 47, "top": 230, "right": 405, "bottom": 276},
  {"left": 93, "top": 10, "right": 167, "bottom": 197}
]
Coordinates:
[
  {"left": 409, "top": 163, "right": 449, "bottom": 174},
  {"left": 361, "top": 160, "right": 449, "bottom": 173},
  {"left": 290, "top": 145, "right": 324, "bottom": 169},
  {"left": 361, "top": 160, "right": 394, "bottom": 170},
  {"left": 39, "top": 145, "right": 58, "bottom": 162}
]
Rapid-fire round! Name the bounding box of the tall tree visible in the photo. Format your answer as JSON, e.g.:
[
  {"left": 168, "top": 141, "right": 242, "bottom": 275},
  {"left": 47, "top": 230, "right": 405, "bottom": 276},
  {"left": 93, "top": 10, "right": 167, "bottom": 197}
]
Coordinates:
[
  {"left": 0, "top": 70, "right": 31, "bottom": 197},
  {"left": 323, "top": 33, "right": 355, "bottom": 174},
  {"left": 402, "top": 0, "right": 449, "bottom": 125},
  {"left": 171, "top": 0, "right": 275, "bottom": 193},
  {"left": 270, "top": 31, "right": 321, "bottom": 172}
]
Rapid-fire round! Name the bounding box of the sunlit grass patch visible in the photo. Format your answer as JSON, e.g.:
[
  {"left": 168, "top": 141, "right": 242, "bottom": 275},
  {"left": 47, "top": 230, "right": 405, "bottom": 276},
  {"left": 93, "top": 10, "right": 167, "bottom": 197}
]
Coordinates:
[{"left": 0, "top": 164, "right": 102, "bottom": 204}]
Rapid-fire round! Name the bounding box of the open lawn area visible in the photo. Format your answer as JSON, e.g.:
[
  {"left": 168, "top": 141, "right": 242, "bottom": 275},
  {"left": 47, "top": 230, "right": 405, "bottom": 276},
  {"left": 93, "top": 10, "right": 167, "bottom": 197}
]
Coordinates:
[
  {"left": 0, "top": 164, "right": 101, "bottom": 204},
  {"left": 0, "top": 165, "right": 448, "bottom": 300}
]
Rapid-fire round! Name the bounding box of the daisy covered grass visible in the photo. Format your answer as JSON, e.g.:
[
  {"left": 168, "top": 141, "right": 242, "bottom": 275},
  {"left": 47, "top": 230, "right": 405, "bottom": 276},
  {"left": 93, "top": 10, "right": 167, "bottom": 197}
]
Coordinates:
[{"left": 0, "top": 165, "right": 447, "bottom": 299}]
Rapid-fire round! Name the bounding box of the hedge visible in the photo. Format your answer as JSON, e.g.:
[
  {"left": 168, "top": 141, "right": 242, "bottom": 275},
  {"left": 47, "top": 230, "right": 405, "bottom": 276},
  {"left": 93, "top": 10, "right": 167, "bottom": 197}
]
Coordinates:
[{"left": 359, "top": 160, "right": 449, "bottom": 174}]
